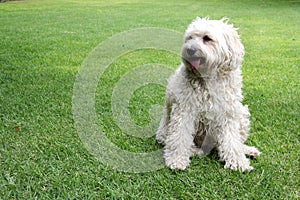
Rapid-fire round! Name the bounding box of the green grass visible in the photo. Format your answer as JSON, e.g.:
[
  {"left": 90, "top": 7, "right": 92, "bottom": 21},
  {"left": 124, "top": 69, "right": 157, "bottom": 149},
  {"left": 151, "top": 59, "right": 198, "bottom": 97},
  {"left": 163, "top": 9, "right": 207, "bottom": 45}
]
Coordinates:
[{"left": 0, "top": 0, "right": 299, "bottom": 199}]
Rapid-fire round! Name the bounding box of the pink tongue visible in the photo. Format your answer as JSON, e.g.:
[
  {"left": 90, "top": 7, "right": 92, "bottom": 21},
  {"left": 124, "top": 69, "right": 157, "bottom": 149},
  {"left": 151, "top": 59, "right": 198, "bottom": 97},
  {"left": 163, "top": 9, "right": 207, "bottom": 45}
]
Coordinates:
[{"left": 190, "top": 59, "right": 201, "bottom": 70}]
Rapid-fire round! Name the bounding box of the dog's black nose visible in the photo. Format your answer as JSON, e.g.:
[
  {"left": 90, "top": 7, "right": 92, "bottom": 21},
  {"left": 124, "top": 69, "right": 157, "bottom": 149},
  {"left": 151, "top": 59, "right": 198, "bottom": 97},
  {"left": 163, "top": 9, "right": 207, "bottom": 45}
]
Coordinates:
[{"left": 187, "top": 47, "right": 197, "bottom": 56}]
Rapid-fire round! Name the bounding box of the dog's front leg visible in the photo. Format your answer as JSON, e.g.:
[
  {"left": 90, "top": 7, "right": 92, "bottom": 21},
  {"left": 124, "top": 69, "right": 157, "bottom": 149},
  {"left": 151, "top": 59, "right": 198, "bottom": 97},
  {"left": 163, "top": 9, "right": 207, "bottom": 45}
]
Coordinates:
[
  {"left": 163, "top": 104, "right": 196, "bottom": 170},
  {"left": 217, "top": 121, "right": 254, "bottom": 172}
]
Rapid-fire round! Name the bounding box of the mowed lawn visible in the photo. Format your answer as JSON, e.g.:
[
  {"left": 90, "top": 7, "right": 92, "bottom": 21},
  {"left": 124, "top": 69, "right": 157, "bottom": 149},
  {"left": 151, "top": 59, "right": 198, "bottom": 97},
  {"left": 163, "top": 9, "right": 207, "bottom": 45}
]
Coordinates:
[{"left": 0, "top": 0, "right": 299, "bottom": 199}]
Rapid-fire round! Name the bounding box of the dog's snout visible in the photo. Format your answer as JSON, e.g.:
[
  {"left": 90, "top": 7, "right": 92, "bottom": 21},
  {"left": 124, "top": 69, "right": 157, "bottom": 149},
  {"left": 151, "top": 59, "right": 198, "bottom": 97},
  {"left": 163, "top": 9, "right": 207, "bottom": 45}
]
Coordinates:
[{"left": 187, "top": 47, "right": 197, "bottom": 56}]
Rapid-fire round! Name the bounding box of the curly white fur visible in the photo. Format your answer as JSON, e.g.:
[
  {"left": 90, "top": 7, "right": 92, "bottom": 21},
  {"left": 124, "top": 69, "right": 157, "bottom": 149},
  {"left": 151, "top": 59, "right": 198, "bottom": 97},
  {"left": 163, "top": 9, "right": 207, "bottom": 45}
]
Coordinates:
[{"left": 156, "top": 17, "right": 261, "bottom": 172}]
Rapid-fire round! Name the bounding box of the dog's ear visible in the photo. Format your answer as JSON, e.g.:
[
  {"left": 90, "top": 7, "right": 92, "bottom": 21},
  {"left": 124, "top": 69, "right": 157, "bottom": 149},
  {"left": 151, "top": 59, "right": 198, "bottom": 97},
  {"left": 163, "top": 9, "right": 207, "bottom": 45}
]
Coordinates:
[{"left": 220, "top": 21, "right": 245, "bottom": 73}]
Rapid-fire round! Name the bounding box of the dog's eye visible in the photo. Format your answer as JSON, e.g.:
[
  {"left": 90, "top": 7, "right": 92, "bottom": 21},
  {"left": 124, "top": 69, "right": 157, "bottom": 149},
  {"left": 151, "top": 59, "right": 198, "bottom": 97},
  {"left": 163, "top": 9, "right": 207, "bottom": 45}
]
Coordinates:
[{"left": 203, "top": 35, "right": 212, "bottom": 42}]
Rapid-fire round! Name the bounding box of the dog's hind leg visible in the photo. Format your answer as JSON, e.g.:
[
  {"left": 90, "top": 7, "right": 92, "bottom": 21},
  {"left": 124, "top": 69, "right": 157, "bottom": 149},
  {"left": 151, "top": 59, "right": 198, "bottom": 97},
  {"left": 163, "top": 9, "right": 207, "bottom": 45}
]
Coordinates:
[
  {"left": 242, "top": 144, "right": 261, "bottom": 159},
  {"left": 156, "top": 104, "right": 171, "bottom": 144}
]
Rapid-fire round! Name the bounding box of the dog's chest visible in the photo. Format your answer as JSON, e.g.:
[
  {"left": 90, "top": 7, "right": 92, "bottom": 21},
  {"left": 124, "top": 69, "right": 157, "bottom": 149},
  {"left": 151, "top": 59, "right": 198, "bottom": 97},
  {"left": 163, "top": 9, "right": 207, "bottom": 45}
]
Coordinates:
[
  {"left": 189, "top": 79, "right": 211, "bottom": 104},
  {"left": 189, "top": 78, "right": 230, "bottom": 116}
]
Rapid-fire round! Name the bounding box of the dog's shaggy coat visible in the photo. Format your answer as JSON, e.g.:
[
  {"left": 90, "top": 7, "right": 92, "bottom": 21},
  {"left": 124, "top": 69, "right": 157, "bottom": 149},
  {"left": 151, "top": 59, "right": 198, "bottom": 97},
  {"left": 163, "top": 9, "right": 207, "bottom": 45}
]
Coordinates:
[{"left": 156, "top": 17, "right": 261, "bottom": 172}]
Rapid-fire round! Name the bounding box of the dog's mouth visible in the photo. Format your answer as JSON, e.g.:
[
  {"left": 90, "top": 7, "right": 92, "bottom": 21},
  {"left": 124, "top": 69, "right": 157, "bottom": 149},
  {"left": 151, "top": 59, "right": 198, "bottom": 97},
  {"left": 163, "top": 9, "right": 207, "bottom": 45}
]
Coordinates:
[{"left": 184, "top": 57, "right": 206, "bottom": 70}]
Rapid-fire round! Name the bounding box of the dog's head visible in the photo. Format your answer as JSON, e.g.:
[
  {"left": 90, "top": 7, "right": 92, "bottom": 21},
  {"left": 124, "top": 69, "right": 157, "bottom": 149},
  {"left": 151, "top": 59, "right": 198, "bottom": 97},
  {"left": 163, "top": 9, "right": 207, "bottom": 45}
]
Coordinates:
[{"left": 181, "top": 17, "right": 245, "bottom": 77}]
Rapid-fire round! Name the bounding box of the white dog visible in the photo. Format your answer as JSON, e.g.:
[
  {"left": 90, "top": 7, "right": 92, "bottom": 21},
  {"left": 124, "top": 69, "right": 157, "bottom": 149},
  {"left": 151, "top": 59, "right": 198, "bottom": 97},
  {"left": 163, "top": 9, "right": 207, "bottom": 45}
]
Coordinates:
[{"left": 156, "top": 17, "right": 261, "bottom": 172}]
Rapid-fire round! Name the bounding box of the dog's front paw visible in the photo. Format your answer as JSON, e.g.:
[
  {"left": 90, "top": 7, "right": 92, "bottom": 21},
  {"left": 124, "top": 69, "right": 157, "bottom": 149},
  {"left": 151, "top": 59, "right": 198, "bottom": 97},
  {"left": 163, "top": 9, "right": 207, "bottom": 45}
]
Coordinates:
[
  {"left": 224, "top": 156, "right": 253, "bottom": 172},
  {"left": 165, "top": 157, "right": 190, "bottom": 170}
]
